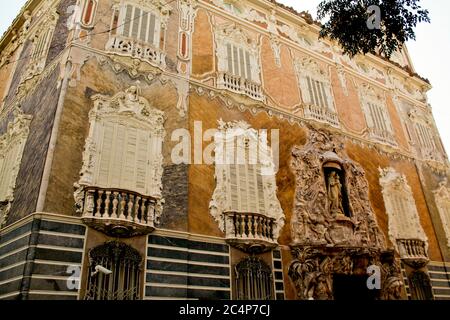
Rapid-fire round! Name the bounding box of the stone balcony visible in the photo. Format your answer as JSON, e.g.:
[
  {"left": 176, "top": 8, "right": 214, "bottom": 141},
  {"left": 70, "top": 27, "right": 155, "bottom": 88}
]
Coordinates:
[
  {"left": 106, "top": 35, "right": 166, "bottom": 68},
  {"left": 303, "top": 104, "right": 340, "bottom": 127},
  {"left": 80, "top": 186, "right": 160, "bottom": 237},
  {"left": 217, "top": 72, "right": 264, "bottom": 101},
  {"left": 397, "top": 238, "right": 429, "bottom": 268},
  {"left": 369, "top": 127, "right": 397, "bottom": 146},
  {"left": 224, "top": 212, "right": 277, "bottom": 253}
]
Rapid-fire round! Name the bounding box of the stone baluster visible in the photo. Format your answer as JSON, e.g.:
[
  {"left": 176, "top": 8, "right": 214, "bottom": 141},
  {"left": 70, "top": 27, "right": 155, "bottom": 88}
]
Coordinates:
[
  {"left": 119, "top": 193, "right": 126, "bottom": 220},
  {"left": 233, "top": 214, "right": 240, "bottom": 237},
  {"left": 140, "top": 199, "right": 146, "bottom": 224},
  {"left": 254, "top": 216, "right": 260, "bottom": 239},
  {"left": 240, "top": 214, "right": 246, "bottom": 239},
  {"left": 111, "top": 192, "right": 119, "bottom": 219},
  {"left": 134, "top": 196, "right": 141, "bottom": 223},
  {"left": 127, "top": 194, "right": 134, "bottom": 221},
  {"left": 95, "top": 190, "right": 103, "bottom": 218},
  {"left": 104, "top": 191, "right": 111, "bottom": 217},
  {"left": 248, "top": 215, "right": 255, "bottom": 239}
]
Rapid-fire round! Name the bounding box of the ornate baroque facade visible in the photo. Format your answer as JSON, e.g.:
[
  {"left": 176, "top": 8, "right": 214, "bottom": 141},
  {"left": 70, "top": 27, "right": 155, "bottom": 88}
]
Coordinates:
[{"left": 0, "top": 0, "right": 449, "bottom": 300}]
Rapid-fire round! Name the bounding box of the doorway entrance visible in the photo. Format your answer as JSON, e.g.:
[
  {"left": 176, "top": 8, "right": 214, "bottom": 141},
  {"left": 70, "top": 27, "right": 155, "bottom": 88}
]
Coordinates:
[{"left": 333, "top": 275, "right": 379, "bottom": 300}]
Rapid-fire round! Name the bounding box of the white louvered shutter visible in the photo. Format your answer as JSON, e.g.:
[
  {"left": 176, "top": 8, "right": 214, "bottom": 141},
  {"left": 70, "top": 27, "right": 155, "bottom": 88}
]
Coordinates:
[{"left": 0, "top": 142, "right": 22, "bottom": 201}]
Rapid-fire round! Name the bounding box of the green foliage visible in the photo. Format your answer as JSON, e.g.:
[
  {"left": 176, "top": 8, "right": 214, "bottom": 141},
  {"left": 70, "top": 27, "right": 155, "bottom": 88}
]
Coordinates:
[{"left": 317, "top": 0, "right": 430, "bottom": 57}]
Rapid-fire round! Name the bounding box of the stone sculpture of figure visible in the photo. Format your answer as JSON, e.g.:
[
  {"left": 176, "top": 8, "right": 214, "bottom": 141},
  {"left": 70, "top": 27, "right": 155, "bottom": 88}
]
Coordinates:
[
  {"left": 327, "top": 171, "right": 345, "bottom": 216},
  {"left": 117, "top": 86, "right": 144, "bottom": 113}
]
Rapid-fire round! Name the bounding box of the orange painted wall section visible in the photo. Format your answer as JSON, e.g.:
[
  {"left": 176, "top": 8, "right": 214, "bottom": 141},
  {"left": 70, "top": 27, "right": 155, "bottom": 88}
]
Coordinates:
[
  {"left": 331, "top": 69, "right": 367, "bottom": 133},
  {"left": 192, "top": 9, "right": 214, "bottom": 76},
  {"left": 260, "top": 36, "right": 301, "bottom": 109}
]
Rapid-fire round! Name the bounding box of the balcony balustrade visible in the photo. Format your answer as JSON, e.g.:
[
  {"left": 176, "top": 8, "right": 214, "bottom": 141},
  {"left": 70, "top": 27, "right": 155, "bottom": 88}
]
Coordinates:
[
  {"left": 303, "top": 104, "right": 340, "bottom": 127},
  {"left": 217, "top": 72, "right": 264, "bottom": 101},
  {"left": 106, "top": 35, "right": 166, "bottom": 68},
  {"left": 81, "top": 186, "right": 159, "bottom": 237},
  {"left": 397, "top": 238, "right": 429, "bottom": 268},
  {"left": 224, "top": 212, "right": 277, "bottom": 253}
]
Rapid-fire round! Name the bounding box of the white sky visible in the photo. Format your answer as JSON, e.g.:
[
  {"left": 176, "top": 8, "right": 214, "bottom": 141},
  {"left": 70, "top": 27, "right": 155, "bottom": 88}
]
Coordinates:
[{"left": 1, "top": 0, "right": 448, "bottom": 154}]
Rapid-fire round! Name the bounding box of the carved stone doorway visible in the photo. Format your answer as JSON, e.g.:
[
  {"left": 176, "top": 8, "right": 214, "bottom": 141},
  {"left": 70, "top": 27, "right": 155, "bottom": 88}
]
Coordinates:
[
  {"left": 288, "top": 129, "right": 404, "bottom": 300},
  {"left": 333, "top": 275, "right": 379, "bottom": 301}
]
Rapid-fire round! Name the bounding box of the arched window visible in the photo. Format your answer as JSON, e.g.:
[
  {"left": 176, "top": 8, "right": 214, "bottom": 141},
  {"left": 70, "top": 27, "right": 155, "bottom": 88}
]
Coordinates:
[
  {"left": 408, "top": 271, "right": 434, "bottom": 300},
  {"left": 85, "top": 241, "right": 142, "bottom": 300},
  {"left": 234, "top": 257, "right": 274, "bottom": 300}
]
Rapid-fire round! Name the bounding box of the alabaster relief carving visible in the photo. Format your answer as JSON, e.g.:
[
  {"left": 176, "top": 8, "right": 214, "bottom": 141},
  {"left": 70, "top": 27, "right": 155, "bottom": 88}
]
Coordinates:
[
  {"left": 433, "top": 179, "right": 450, "bottom": 247},
  {"left": 290, "top": 129, "right": 386, "bottom": 248},
  {"left": 209, "top": 120, "right": 285, "bottom": 251},
  {"left": 289, "top": 247, "right": 403, "bottom": 300},
  {"left": 379, "top": 167, "right": 429, "bottom": 266},
  {"left": 335, "top": 64, "right": 348, "bottom": 96},
  {"left": 0, "top": 109, "right": 32, "bottom": 227},
  {"left": 288, "top": 129, "right": 406, "bottom": 300},
  {"left": 96, "top": 54, "right": 188, "bottom": 117},
  {"left": 75, "top": 86, "right": 166, "bottom": 233},
  {"left": 270, "top": 36, "right": 281, "bottom": 68}
]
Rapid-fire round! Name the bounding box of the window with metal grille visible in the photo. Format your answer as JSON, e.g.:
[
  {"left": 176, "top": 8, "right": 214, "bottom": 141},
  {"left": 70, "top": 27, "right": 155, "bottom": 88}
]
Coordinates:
[
  {"left": 85, "top": 241, "right": 142, "bottom": 300},
  {"left": 234, "top": 257, "right": 274, "bottom": 300},
  {"left": 408, "top": 271, "right": 434, "bottom": 300}
]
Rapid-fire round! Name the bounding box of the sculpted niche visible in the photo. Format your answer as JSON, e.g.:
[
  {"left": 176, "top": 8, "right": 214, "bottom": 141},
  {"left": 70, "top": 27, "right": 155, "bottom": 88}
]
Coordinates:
[
  {"left": 288, "top": 129, "right": 404, "bottom": 300},
  {"left": 290, "top": 129, "right": 385, "bottom": 248}
]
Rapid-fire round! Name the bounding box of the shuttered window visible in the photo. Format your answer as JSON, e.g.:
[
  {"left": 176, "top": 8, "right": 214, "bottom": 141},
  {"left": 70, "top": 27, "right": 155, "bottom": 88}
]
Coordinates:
[
  {"left": 31, "top": 28, "right": 53, "bottom": 64},
  {"left": 226, "top": 43, "right": 252, "bottom": 81},
  {"left": 0, "top": 142, "right": 22, "bottom": 201},
  {"left": 415, "top": 123, "right": 436, "bottom": 150},
  {"left": 390, "top": 193, "right": 416, "bottom": 238},
  {"left": 93, "top": 119, "right": 162, "bottom": 196},
  {"left": 306, "top": 76, "right": 330, "bottom": 109},
  {"left": 368, "top": 102, "right": 389, "bottom": 133},
  {"left": 121, "top": 4, "right": 160, "bottom": 47},
  {"left": 0, "top": 115, "right": 30, "bottom": 205},
  {"left": 222, "top": 137, "right": 269, "bottom": 215},
  {"left": 228, "top": 164, "right": 265, "bottom": 214}
]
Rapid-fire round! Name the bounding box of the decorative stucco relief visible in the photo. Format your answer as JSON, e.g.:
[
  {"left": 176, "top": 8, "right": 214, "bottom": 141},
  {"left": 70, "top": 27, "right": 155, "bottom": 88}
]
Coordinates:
[
  {"left": 433, "top": 179, "right": 450, "bottom": 247},
  {"left": 379, "top": 167, "right": 429, "bottom": 265},
  {"left": 0, "top": 108, "right": 32, "bottom": 227}
]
